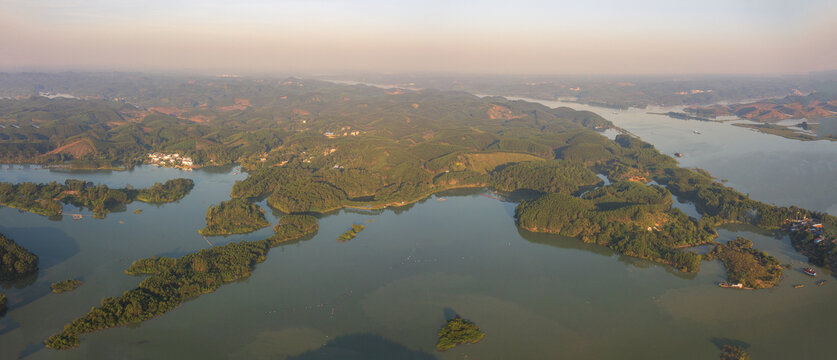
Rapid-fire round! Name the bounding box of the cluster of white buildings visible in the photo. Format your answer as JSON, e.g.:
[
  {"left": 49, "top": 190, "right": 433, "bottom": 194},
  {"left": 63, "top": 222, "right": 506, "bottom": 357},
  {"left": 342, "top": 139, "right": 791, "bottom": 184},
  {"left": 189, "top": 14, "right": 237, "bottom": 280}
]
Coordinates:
[
  {"left": 676, "top": 89, "right": 713, "bottom": 95},
  {"left": 324, "top": 126, "right": 361, "bottom": 138},
  {"left": 147, "top": 152, "right": 194, "bottom": 170}
]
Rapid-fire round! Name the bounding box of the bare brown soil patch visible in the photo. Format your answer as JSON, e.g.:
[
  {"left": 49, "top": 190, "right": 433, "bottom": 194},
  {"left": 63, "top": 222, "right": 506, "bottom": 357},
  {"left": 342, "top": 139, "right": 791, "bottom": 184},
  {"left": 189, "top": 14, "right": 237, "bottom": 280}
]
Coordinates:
[{"left": 44, "top": 138, "right": 96, "bottom": 158}]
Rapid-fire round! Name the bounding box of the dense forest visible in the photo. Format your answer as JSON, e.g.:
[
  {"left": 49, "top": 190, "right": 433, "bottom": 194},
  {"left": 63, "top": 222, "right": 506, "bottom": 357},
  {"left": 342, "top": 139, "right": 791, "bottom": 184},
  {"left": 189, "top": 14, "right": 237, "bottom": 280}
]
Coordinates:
[
  {"left": 706, "top": 237, "right": 783, "bottom": 289},
  {"left": 489, "top": 160, "right": 602, "bottom": 194},
  {"left": 0, "top": 232, "right": 39, "bottom": 281},
  {"left": 44, "top": 215, "right": 320, "bottom": 350},
  {"left": 198, "top": 198, "right": 270, "bottom": 236},
  {"left": 515, "top": 182, "right": 714, "bottom": 272}
]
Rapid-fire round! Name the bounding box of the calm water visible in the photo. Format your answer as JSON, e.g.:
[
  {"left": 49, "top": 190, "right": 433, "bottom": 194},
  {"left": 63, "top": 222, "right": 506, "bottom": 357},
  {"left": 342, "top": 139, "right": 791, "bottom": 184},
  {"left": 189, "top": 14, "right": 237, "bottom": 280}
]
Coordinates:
[{"left": 1, "top": 104, "right": 837, "bottom": 359}]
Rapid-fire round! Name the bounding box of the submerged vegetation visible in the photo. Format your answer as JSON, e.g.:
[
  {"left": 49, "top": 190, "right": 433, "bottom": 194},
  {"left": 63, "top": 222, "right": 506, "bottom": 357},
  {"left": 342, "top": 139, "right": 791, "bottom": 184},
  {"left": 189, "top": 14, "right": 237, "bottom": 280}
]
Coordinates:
[
  {"left": 706, "top": 237, "right": 783, "bottom": 289},
  {"left": 436, "top": 316, "right": 485, "bottom": 351},
  {"left": 198, "top": 198, "right": 270, "bottom": 236},
  {"left": 50, "top": 279, "right": 83, "bottom": 294},
  {"left": 44, "top": 215, "right": 320, "bottom": 350},
  {"left": 0, "top": 232, "right": 39, "bottom": 281},
  {"left": 0, "top": 178, "right": 194, "bottom": 218},
  {"left": 337, "top": 224, "right": 365, "bottom": 242}
]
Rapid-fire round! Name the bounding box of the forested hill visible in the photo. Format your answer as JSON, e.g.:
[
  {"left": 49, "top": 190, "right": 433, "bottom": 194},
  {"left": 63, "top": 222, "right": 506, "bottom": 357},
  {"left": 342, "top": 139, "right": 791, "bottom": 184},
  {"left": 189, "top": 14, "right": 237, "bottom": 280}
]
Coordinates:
[{"left": 0, "top": 74, "right": 610, "bottom": 168}]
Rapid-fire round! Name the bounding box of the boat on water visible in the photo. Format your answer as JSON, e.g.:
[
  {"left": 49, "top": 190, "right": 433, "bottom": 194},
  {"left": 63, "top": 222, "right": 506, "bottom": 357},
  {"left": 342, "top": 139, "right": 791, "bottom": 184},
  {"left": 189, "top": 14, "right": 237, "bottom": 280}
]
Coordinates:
[
  {"left": 793, "top": 284, "right": 805, "bottom": 288},
  {"left": 802, "top": 268, "right": 817, "bottom": 276},
  {"left": 718, "top": 282, "right": 744, "bottom": 289},
  {"left": 817, "top": 280, "right": 827, "bottom": 286},
  {"left": 693, "top": 130, "right": 701, "bottom": 134},
  {"left": 674, "top": 152, "right": 683, "bottom": 158}
]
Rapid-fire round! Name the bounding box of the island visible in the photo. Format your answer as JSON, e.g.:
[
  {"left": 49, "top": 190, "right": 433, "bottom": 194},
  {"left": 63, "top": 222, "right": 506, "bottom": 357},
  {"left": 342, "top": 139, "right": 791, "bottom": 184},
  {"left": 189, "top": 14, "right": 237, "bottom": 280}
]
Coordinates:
[
  {"left": 44, "top": 216, "right": 320, "bottom": 350},
  {"left": 198, "top": 198, "right": 271, "bottom": 236},
  {"left": 0, "top": 178, "right": 194, "bottom": 218},
  {"left": 134, "top": 178, "right": 195, "bottom": 203},
  {"left": 436, "top": 316, "right": 485, "bottom": 351},
  {"left": 0, "top": 232, "right": 39, "bottom": 281},
  {"left": 337, "top": 224, "right": 365, "bottom": 242},
  {"left": 720, "top": 345, "right": 751, "bottom": 360},
  {"left": 706, "top": 237, "right": 783, "bottom": 289},
  {"left": 50, "top": 279, "right": 83, "bottom": 294},
  {"left": 269, "top": 214, "right": 319, "bottom": 245}
]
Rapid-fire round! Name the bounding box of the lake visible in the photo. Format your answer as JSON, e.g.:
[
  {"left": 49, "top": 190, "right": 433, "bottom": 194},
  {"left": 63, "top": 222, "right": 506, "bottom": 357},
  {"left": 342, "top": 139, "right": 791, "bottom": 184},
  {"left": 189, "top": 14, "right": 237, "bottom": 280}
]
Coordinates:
[{"left": 1, "top": 102, "right": 836, "bottom": 359}]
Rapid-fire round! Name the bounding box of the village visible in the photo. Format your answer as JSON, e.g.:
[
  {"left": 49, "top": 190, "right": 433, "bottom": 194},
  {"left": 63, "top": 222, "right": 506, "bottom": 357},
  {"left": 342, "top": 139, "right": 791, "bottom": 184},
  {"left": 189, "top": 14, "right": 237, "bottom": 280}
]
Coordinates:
[
  {"left": 146, "top": 152, "right": 194, "bottom": 170},
  {"left": 323, "top": 126, "right": 361, "bottom": 139},
  {"left": 785, "top": 217, "right": 833, "bottom": 245}
]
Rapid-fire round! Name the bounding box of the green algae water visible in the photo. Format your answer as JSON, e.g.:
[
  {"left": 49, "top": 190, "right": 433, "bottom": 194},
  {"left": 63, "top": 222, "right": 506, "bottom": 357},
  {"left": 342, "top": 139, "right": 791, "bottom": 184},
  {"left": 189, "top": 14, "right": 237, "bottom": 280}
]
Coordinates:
[{"left": 2, "top": 104, "right": 837, "bottom": 359}]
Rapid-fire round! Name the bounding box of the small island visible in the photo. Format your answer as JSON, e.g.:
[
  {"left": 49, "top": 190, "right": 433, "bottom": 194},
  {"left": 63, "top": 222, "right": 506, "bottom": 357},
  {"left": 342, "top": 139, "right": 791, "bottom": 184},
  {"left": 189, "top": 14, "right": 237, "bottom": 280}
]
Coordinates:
[
  {"left": 198, "top": 198, "right": 271, "bottom": 236},
  {"left": 50, "top": 279, "right": 83, "bottom": 294},
  {"left": 706, "top": 237, "right": 783, "bottom": 289},
  {"left": 436, "top": 316, "right": 485, "bottom": 351},
  {"left": 134, "top": 178, "right": 195, "bottom": 203},
  {"left": 337, "top": 224, "right": 365, "bottom": 242},
  {"left": 720, "top": 345, "right": 751, "bottom": 360},
  {"left": 269, "top": 214, "right": 319, "bottom": 245},
  {"left": 0, "top": 232, "right": 39, "bottom": 281}
]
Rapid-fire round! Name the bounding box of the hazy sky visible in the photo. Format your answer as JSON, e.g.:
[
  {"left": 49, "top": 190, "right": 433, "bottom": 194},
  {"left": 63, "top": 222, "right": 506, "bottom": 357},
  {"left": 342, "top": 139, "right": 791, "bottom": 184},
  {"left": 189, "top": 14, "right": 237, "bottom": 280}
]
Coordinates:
[{"left": 1, "top": 0, "right": 835, "bottom": 75}]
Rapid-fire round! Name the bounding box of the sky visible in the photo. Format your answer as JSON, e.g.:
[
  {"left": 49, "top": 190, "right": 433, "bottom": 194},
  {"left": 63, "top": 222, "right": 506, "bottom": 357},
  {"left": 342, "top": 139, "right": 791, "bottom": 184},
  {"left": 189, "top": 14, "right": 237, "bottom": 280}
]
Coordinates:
[{"left": 1, "top": 0, "right": 835, "bottom": 75}]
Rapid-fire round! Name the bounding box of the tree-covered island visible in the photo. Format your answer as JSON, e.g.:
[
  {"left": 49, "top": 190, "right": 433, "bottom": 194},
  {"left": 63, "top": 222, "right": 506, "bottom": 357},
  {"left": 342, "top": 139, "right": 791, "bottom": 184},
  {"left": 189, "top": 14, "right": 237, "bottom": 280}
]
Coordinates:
[
  {"left": 50, "top": 279, "right": 83, "bottom": 294},
  {"left": 337, "top": 224, "right": 365, "bottom": 242},
  {"left": 0, "top": 232, "right": 39, "bottom": 281},
  {"left": 706, "top": 237, "right": 783, "bottom": 289},
  {"left": 0, "top": 178, "right": 194, "bottom": 218},
  {"left": 198, "top": 198, "right": 271, "bottom": 236},
  {"left": 720, "top": 345, "right": 751, "bottom": 360},
  {"left": 436, "top": 316, "right": 486, "bottom": 351}
]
